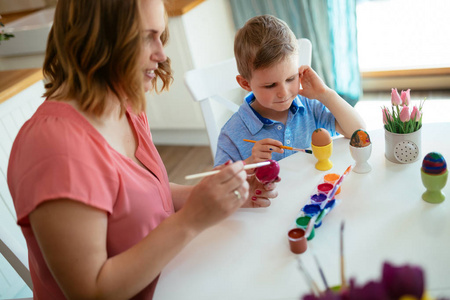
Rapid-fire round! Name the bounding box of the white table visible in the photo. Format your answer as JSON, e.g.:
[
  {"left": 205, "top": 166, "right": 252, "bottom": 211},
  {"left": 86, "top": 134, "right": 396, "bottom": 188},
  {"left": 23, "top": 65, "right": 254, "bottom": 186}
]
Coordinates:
[{"left": 154, "top": 122, "right": 450, "bottom": 300}]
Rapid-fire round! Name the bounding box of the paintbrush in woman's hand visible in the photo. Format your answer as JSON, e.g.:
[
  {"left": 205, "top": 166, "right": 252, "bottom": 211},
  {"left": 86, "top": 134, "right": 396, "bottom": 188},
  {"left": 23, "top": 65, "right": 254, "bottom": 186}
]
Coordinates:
[{"left": 184, "top": 161, "right": 270, "bottom": 180}]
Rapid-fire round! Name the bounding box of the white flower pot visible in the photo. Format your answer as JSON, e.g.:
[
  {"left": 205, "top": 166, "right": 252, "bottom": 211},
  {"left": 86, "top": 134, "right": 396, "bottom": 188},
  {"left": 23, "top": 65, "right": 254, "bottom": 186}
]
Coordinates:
[{"left": 384, "top": 127, "right": 422, "bottom": 164}]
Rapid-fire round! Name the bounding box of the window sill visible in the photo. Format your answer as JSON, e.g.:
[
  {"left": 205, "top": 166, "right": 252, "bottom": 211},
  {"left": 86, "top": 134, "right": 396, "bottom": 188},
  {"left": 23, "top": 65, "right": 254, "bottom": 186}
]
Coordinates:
[{"left": 361, "top": 67, "right": 450, "bottom": 92}]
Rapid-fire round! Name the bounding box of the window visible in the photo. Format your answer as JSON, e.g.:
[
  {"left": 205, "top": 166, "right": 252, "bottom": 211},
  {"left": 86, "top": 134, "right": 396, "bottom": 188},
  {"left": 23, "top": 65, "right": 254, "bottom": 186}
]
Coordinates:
[
  {"left": 356, "top": 0, "right": 450, "bottom": 90},
  {"left": 357, "top": 0, "right": 450, "bottom": 72}
]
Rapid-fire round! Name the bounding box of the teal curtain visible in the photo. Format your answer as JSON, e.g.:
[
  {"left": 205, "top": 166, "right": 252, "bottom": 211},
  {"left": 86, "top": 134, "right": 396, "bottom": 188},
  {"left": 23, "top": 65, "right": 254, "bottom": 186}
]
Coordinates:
[{"left": 229, "top": 0, "right": 361, "bottom": 106}]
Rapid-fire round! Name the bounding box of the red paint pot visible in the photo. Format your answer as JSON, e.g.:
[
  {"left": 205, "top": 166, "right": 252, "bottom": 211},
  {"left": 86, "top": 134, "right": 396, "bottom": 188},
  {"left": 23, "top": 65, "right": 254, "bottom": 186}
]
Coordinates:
[
  {"left": 317, "top": 182, "right": 334, "bottom": 194},
  {"left": 288, "top": 228, "right": 307, "bottom": 254}
]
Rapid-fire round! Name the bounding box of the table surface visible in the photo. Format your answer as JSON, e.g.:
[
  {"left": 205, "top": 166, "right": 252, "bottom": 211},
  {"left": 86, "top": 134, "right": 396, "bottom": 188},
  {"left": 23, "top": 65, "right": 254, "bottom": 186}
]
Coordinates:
[{"left": 154, "top": 122, "right": 450, "bottom": 300}]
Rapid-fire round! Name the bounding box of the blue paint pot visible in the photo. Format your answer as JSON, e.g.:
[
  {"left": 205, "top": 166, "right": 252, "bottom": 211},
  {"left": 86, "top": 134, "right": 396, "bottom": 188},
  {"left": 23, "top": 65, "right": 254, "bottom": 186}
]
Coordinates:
[
  {"left": 302, "top": 204, "right": 321, "bottom": 216},
  {"left": 314, "top": 220, "right": 323, "bottom": 228},
  {"left": 325, "top": 199, "right": 336, "bottom": 209}
]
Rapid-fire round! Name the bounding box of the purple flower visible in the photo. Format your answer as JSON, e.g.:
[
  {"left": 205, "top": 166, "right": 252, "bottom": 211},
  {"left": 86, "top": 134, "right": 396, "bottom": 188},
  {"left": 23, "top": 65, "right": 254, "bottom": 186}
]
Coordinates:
[
  {"left": 391, "top": 88, "right": 402, "bottom": 106},
  {"left": 401, "top": 89, "right": 411, "bottom": 106},
  {"left": 346, "top": 279, "right": 390, "bottom": 300},
  {"left": 381, "top": 262, "right": 425, "bottom": 299},
  {"left": 399, "top": 106, "right": 410, "bottom": 122},
  {"left": 411, "top": 105, "right": 421, "bottom": 121},
  {"left": 303, "top": 291, "right": 341, "bottom": 300},
  {"left": 301, "top": 262, "right": 426, "bottom": 300}
]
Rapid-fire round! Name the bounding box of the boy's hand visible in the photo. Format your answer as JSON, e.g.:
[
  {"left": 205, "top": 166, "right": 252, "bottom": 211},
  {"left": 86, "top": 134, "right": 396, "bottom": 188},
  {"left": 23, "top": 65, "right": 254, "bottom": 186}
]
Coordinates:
[
  {"left": 298, "top": 65, "right": 329, "bottom": 100},
  {"left": 246, "top": 138, "right": 283, "bottom": 165}
]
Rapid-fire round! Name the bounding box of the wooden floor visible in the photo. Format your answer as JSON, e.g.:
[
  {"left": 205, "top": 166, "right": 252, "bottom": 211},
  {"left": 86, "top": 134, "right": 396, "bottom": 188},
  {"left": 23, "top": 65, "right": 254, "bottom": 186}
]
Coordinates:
[
  {"left": 155, "top": 145, "right": 214, "bottom": 185},
  {"left": 156, "top": 90, "right": 450, "bottom": 186}
]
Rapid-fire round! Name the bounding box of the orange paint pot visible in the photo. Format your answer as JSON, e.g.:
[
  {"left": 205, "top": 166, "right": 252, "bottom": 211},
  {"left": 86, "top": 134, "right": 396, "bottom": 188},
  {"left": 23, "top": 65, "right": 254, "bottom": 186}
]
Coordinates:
[{"left": 324, "top": 173, "right": 341, "bottom": 195}]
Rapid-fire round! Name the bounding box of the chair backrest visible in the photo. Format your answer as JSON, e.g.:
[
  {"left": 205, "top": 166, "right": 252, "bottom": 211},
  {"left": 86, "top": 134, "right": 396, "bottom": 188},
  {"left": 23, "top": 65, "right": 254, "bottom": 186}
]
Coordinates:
[
  {"left": 0, "top": 80, "right": 45, "bottom": 295},
  {"left": 184, "top": 38, "right": 312, "bottom": 158}
]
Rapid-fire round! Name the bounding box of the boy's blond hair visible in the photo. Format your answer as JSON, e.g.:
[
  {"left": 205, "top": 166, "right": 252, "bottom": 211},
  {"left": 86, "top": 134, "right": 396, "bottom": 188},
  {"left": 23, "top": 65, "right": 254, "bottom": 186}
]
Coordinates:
[{"left": 234, "top": 15, "right": 298, "bottom": 80}]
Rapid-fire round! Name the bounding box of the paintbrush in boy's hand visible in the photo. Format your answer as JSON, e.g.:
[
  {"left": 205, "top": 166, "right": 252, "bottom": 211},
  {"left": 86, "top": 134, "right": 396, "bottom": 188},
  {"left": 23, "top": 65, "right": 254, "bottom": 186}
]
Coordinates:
[{"left": 243, "top": 139, "right": 312, "bottom": 154}]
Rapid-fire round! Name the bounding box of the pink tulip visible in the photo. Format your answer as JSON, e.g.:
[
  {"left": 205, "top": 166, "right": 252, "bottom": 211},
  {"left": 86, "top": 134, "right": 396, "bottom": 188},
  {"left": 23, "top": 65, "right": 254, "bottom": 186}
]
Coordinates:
[
  {"left": 382, "top": 107, "right": 393, "bottom": 124},
  {"left": 391, "top": 88, "right": 402, "bottom": 106},
  {"left": 411, "top": 105, "right": 421, "bottom": 121},
  {"left": 401, "top": 89, "right": 411, "bottom": 106},
  {"left": 399, "top": 106, "right": 410, "bottom": 122}
]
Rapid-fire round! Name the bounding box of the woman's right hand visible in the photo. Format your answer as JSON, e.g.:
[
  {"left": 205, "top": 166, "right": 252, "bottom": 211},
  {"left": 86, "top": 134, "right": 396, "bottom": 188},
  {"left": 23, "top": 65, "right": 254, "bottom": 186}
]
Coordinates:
[{"left": 180, "top": 161, "right": 249, "bottom": 231}]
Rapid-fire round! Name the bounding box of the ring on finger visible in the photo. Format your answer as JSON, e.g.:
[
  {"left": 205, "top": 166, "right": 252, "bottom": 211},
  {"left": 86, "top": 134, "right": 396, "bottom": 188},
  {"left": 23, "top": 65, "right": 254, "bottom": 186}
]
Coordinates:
[{"left": 233, "top": 189, "right": 241, "bottom": 200}]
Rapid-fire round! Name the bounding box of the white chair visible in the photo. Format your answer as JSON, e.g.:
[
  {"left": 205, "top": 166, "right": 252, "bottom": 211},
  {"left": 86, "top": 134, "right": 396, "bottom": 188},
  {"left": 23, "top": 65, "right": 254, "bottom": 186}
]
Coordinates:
[
  {"left": 0, "top": 80, "right": 45, "bottom": 298},
  {"left": 184, "top": 38, "right": 312, "bottom": 158}
]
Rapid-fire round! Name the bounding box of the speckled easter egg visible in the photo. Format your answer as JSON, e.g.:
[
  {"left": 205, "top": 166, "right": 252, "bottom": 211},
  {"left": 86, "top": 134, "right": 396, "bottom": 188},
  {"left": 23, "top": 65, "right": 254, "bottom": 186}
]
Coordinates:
[
  {"left": 422, "top": 152, "right": 447, "bottom": 175},
  {"left": 311, "top": 128, "right": 331, "bottom": 147},
  {"left": 350, "top": 129, "right": 371, "bottom": 147}
]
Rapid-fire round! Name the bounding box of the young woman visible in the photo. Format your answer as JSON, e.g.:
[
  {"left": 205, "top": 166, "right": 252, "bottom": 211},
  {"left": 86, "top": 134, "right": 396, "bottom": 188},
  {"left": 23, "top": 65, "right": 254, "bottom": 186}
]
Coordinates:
[{"left": 7, "top": 0, "right": 278, "bottom": 298}]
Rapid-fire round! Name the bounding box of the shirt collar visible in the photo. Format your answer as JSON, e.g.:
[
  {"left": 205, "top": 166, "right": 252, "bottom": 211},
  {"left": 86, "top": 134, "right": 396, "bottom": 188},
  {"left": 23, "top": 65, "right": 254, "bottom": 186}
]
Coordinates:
[
  {"left": 238, "top": 92, "right": 304, "bottom": 135},
  {"left": 245, "top": 93, "right": 274, "bottom": 125}
]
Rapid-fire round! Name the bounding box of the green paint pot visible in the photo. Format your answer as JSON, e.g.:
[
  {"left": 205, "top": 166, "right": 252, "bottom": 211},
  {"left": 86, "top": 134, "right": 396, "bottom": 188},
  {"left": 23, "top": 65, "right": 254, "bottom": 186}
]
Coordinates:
[{"left": 296, "top": 216, "right": 315, "bottom": 240}]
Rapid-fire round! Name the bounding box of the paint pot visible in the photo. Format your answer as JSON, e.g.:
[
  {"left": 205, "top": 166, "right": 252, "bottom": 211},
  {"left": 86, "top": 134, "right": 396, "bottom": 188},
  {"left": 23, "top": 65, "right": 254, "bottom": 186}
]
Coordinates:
[
  {"left": 296, "top": 216, "right": 315, "bottom": 240},
  {"left": 310, "top": 193, "right": 327, "bottom": 204},
  {"left": 314, "top": 220, "right": 323, "bottom": 228},
  {"left": 324, "top": 199, "right": 336, "bottom": 209},
  {"left": 317, "top": 182, "right": 334, "bottom": 195},
  {"left": 316, "top": 199, "right": 337, "bottom": 225},
  {"left": 324, "top": 173, "right": 341, "bottom": 195},
  {"left": 302, "top": 203, "right": 321, "bottom": 216},
  {"left": 288, "top": 228, "right": 308, "bottom": 254}
]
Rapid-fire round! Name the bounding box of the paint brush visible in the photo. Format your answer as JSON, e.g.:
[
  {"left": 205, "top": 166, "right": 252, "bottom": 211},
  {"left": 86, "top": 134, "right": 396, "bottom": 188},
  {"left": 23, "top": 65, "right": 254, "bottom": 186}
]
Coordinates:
[
  {"left": 297, "top": 256, "right": 321, "bottom": 296},
  {"left": 243, "top": 139, "right": 312, "bottom": 154},
  {"left": 312, "top": 251, "right": 330, "bottom": 291},
  {"left": 304, "top": 214, "right": 317, "bottom": 239},
  {"left": 340, "top": 220, "right": 347, "bottom": 291},
  {"left": 327, "top": 165, "right": 352, "bottom": 201},
  {"left": 184, "top": 161, "right": 271, "bottom": 180}
]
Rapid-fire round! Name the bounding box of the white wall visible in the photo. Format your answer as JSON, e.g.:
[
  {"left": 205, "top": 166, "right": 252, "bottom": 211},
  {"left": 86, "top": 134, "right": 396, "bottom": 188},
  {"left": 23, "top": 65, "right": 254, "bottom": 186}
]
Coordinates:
[
  {"left": 0, "top": 0, "right": 238, "bottom": 145},
  {"left": 147, "top": 0, "right": 237, "bottom": 145}
]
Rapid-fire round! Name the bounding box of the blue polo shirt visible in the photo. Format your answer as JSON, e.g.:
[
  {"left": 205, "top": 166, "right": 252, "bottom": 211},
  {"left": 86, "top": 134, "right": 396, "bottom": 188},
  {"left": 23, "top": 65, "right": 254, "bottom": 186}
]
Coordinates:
[{"left": 214, "top": 92, "right": 337, "bottom": 166}]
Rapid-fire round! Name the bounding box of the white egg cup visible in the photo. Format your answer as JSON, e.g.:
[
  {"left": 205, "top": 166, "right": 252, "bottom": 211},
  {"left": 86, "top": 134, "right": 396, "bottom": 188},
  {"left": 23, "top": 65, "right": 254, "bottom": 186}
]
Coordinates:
[{"left": 349, "top": 144, "right": 372, "bottom": 174}]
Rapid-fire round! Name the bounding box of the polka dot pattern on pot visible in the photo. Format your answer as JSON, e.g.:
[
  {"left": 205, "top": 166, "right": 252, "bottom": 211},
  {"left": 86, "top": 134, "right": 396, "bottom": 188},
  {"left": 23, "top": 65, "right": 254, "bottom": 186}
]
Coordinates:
[{"left": 394, "top": 141, "right": 419, "bottom": 163}]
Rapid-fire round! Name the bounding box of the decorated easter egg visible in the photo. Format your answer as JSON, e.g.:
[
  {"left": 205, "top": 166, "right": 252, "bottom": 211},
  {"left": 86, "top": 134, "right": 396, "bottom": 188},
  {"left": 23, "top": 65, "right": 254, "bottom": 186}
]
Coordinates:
[
  {"left": 311, "top": 128, "right": 331, "bottom": 147},
  {"left": 350, "top": 129, "right": 371, "bottom": 147},
  {"left": 422, "top": 152, "right": 447, "bottom": 175},
  {"left": 255, "top": 159, "right": 280, "bottom": 184}
]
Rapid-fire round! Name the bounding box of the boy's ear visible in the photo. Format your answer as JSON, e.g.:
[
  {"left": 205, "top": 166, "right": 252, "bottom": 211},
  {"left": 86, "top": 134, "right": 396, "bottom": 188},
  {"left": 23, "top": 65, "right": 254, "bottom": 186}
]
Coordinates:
[{"left": 236, "top": 75, "right": 252, "bottom": 92}]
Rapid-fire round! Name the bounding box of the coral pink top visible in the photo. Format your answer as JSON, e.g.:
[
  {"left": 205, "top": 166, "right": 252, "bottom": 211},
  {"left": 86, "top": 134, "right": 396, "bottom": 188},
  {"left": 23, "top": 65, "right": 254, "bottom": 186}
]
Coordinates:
[{"left": 8, "top": 101, "right": 174, "bottom": 299}]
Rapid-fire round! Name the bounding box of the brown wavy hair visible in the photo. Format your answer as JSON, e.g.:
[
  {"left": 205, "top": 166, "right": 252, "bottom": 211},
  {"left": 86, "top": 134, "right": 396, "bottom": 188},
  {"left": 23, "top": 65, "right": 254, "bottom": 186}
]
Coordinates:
[
  {"left": 234, "top": 15, "right": 297, "bottom": 80},
  {"left": 43, "top": 0, "right": 173, "bottom": 116}
]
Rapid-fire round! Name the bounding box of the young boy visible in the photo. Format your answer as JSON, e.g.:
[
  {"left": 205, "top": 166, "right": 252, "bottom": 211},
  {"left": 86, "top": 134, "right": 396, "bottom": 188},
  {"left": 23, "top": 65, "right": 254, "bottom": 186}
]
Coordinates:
[{"left": 214, "top": 15, "right": 365, "bottom": 167}]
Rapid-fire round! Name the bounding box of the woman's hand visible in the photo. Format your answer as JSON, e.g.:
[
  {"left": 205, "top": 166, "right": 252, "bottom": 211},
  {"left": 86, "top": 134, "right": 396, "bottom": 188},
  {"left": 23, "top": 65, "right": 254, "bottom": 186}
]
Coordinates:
[
  {"left": 241, "top": 174, "right": 280, "bottom": 208},
  {"left": 180, "top": 161, "right": 249, "bottom": 231},
  {"left": 246, "top": 138, "right": 283, "bottom": 165}
]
